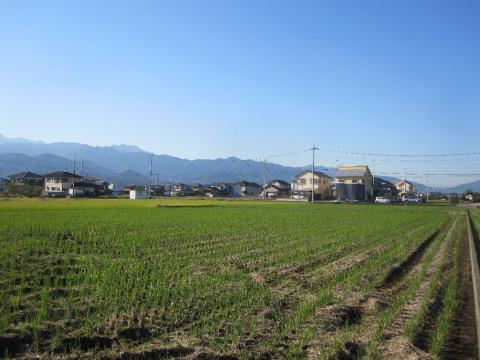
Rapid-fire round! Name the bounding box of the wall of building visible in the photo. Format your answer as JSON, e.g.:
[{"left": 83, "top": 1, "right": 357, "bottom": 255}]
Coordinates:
[{"left": 336, "top": 183, "right": 367, "bottom": 201}]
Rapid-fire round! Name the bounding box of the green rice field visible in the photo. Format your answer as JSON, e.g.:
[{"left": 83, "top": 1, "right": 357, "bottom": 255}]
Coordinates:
[{"left": 0, "top": 198, "right": 477, "bottom": 359}]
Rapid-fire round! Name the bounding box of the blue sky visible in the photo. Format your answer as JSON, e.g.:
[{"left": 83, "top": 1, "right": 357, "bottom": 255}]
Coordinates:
[{"left": 0, "top": 1, "right": 479, "bottom": 186}]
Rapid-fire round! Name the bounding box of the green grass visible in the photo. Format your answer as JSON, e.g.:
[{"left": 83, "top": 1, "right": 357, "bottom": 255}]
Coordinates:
[{"left": 0, "top": 198, "right": 451, "bottom": 357}]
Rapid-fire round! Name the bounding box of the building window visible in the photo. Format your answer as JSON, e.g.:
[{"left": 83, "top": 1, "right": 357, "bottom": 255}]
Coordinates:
[
  {"left": 352, "top": 179, "right": 358, "bottom": 183},
  {"left": 300, "top": 179, "right": 306, "bottom": 185},
  {"left": 338, "top": 179, "right": 345, "bottom": 183}
]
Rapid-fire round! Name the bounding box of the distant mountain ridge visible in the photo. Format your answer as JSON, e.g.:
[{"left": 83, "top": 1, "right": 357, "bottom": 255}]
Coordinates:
[
  {"left": 0, "top": 135, "right": 479, "bottom": 192},
  {"left": 0, "top": 134, "right": 44, "bottom": 145},
  {"left": 0, "top": 136, "right": 307, "bottom": 187}
]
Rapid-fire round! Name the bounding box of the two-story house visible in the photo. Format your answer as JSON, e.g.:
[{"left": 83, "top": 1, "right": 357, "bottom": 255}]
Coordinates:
[
  {"left": 335, "top": 165, "right": 374, "bottom": 202},
  {"left": 374, "top": 177, "right": 399, "bottom": 200},
  {"left": 393, "top": 180, "right": 415, "bottom": 196},
  {"left": 8, "top": 171, "right": 44, "bottom": 186},
  {"left": 291, "top": 170, "right": 332, "bottom": 200},
  {"left": 232, "top": 181, "right": 262, "bottom": 197},
  {"left": 262, "top": 179, "right": 291, "bottom": 198},
  {"left": 171, "top": 183, "right": 190, "bottom": 196},
  {"left": 44, "top": 171, "right": 82, "bottom": 197}
]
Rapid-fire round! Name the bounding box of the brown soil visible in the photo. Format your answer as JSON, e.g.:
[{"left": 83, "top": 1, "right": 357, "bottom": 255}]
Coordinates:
[
  {"left": 381, "top": 229, "right": 440, "bottom": 288},
  {"left": 412, "top": 283, "right": 446, "bottom": 351}
]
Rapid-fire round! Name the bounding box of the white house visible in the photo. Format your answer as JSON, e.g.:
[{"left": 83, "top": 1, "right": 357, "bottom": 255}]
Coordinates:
[
  {"left": 44, "top": 171, "right": 82, "bottom": 197},
  {"left": 291, "top": 170, "right": 332, "bottom": 199}
]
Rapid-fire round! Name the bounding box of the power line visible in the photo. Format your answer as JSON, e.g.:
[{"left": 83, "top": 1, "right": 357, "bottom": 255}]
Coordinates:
[
  {"left": 260, "top": 148, "right": 310, "bottom": 160},
  {"left": 315, "top": 147, "right": 480, "bottom": 158}
]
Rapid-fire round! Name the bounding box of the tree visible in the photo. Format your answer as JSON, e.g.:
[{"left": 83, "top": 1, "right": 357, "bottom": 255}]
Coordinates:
[
  {"left": 321, "top": 186, "right": 334, "bottom": 200},
  {"left": 5, "top": 183, "right": 42, "bottom": 197}
]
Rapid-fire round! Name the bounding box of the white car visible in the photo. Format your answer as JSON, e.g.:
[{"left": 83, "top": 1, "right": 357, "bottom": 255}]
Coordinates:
[
  {"left": 375, "top": 196, "right": 391, "bottom": 204},
  {"left": 402, "top": 195, "right": 422, "bottom": 204}
]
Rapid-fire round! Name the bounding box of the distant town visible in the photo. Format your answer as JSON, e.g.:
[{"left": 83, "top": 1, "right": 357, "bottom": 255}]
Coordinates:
[{"left": 0, "top": 164, "right": 472, "bottom": 203}]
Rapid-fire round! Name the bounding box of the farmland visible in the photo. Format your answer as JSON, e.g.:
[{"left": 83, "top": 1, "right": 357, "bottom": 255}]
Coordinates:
[{"left": 0, "top": 199, "right": 477, "bottom": 359}]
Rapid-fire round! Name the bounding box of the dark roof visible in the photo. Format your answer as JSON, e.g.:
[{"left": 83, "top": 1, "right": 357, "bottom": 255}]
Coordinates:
[
  {"left": 374, "top": 177, "right": 398, "bottom": 192},
  {"left": 268, "top": 179, "right": 291, "bottom": 190},
  {"left": 9, "top": 171, "right": 43, "bottom": 179},
  {"left": 45, "top": 171, "right": 82, "bottom": 178},
  {"left": 294, "top": 170, "right": 331, "bottom": 179},
  {"left": 374, "top": 177, "right": 394, "bottom": 186},
  {"left": 394, "top": 180, "right": 414, "bottom": 185},
  {"left": 234, "top": 180, "right": 261, "bottom": 187}
]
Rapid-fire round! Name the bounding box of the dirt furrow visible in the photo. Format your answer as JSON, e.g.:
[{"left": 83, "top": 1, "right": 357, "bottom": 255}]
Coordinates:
[
  {"left": 376, "top": 216, "right": 459, "bottom": 359},
  {"left": 441, "top": 214, "right": 478, "bottom": 360},
  {"left": 304, "top": 219, "right": 451, "bottom": 359}
]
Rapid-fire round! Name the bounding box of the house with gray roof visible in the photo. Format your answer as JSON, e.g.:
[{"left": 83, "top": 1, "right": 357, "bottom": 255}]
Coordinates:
[
  {"left": 335, "top": 165, "right": 374, "bottom": 202},
  {"left": 8, "top": 171, "right": 44, "bottom": 186},
  {"left": 291, "top": 170, "right": 332, "bottom": 200}
]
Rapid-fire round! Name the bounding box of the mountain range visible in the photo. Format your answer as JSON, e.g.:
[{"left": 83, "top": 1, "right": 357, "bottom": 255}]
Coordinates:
[
  {"left": 0, "top": 135, "right": 308, "bottom": 187},
  {"left": 0, "top": 134, "right": 478, "bottom": 193}
]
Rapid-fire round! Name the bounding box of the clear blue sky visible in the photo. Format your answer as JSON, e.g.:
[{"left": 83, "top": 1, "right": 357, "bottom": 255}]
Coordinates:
[{"left": 1, "top": 1, "right": 479, "bottom": 186}]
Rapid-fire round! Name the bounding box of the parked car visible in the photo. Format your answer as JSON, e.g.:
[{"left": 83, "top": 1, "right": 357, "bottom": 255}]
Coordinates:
[
  {"left": 292, "top": 194, "right": 305, "bottom": 199},
  {"left": 375, "top": 196, "right": 391, "bottom": 204},
  {"left": 402, "top": 195, "right": 422, "bottom": 204}
]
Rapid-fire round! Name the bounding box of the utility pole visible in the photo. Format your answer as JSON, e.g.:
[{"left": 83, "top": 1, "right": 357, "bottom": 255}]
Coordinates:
[
  {"left": 311, "top": 144, "right": 319, "bottom": 203},
  {"left": 404, "top": 168, "right": 407, "bottom": 195},
  {"left": 426, "top": 175, "right": 430, "bottom": 202},
  {"left": 263, "top": 160, "right": 267, "bottom": 186},
  {"left": 149, "top": 153, "right": 153, "bottom": 199},
  {"left": 72, "top": 157, "right": 76, "bottom": 198},
  {"left": 80, "top": 160, "right": 84, "bottom": 177},
  {"left": 262, "top": 159, "right": 267, "bottom": 198}
]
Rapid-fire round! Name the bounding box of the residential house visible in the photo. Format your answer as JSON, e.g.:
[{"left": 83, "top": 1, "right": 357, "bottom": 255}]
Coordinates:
[
  {"left": 93, "top": 180, "right": 114, "bottom": 196},
  {"left": 207, "top": 183, "right": 233, "bottom": 197},
  {"left": 69, "top": 182, "right": 96, "bottom": 197},
  {"left": 232, "top": 181, "right": 262, "bottom": 197},
  {"left": 262, "top": 179, "right": 291, "bottom": 198},
  {"left": 171, "top": 183, "right": 190, "bottom": 196},
  {"left": 163, "top": 184, "right": 173, "bottom": 197},
  {"left": 5, "top": 171, "right": 44, "bottom": 196},
  {"left": 291, "top": 170, "right": 332, "bottom": 200},
  {"left": 8, "top": 171, "right": 44, "bottom": 186},
  {"left": 188, "top": 183, "right": 205, "bottom": 192},
  {"left": 373, "top": 178, "right": 399, "bottom": 200},
  {"left": 43, "top": 171, "right": 82, "bottom": 197},
  {"left": 82, "top": 176, "right": 114, "bottom": 196},
  {"left": 335, "top": 165, "right": 374, "bottom": 202},
  {"left": 393, "top": 180, "right": 415, "bottom": 196},
  {"left": 150, "top": 184, "right": 165, "bottom": 196}
]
